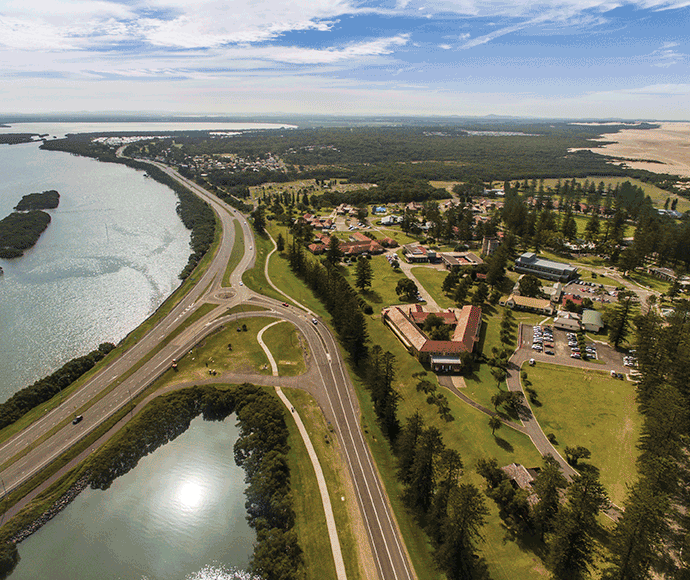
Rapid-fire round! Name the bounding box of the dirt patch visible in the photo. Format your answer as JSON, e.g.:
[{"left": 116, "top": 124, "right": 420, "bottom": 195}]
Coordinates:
[{"left": 583, "top": 122, "right": 690, "bottom": 178}]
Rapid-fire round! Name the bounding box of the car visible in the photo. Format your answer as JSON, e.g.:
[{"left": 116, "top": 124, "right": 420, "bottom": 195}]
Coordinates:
[
  {"left": 312, "top": 318, "right": 318, "bottom": 325},
  {"left": 571, "top": 353, "right": 581, "bottom": 359},
  {"left": 282, "top": 302, "right": 289, "bottom": 307},
  {"left": 249, "top": 246, "right": 253, "bottom": 250},
  {"left": 72, "top": 415, "right": 83, "bottom": 425},
  {"left": 617, "top": 373, "right": 625, "bottom": 380},
  {"left": 239, "top": 281, "right": 243, "bottom": 286},
  {"left": 545, "top": 350, "right": 555, "bottom": 355}
]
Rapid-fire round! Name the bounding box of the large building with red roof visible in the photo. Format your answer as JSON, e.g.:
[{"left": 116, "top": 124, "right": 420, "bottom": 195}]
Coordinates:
[{"left": 382, "top": 304, "right": 482, "bottom": 373}]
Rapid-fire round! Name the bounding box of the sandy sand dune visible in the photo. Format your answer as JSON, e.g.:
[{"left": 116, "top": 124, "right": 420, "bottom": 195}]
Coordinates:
[{"left": 585, "top": 122, "right": 690, "bottom": 178}]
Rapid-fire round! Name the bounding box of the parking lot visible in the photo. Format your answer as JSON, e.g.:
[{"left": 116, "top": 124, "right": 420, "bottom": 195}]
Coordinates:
[
  {"left": 562, "top": 279, "right": 620, "bottom": 305},
  {"left": 521, "top": 324, "right": 629, "bottom": 374}
]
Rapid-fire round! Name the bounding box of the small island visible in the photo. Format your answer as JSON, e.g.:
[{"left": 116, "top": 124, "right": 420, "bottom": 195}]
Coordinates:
[
  {"left": 0, "top": 191, "right": 59, "bottom": 258},
  {"left": 15, "top": 190, "right": 60, "bottom": 211},
  {"left": 0, "top": 133, "right": 40, "bottom": 145}
]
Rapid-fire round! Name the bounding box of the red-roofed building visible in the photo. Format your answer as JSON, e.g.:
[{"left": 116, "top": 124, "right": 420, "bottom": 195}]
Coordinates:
[{"left": 382, "top": 304, "right": 482, "bottom": 373}]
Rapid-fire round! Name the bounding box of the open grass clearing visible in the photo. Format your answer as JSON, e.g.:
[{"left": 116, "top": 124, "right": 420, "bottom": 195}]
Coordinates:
[
  {"left": 523, "top": 362, "right": 642, "bottom": 505},
  {"left": 283, "top": 388, "right": 368, "bottom": 580},
  {"left": 261, "top": 321, "right": 308, "bottom": 376},
  {"left": 340, "top": 254, "right": 409, "bottom": 308},
  {"left": 172, "top": 317, "right": 276, "bottom": 380}
]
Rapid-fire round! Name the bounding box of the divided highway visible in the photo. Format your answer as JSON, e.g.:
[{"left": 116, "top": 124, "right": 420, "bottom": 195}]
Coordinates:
[{"left": 0, "top": 159, "right": 415, "bottom": 580}]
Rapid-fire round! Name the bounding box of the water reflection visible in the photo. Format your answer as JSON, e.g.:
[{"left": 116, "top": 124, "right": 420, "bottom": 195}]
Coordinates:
[{"left": 10, "top": 415, "right": 254, "bottom": 580}]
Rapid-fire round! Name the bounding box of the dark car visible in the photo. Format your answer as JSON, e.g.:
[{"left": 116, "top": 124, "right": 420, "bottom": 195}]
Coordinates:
[{"left": 72, "top": 415, "right": 83, "bottom": 425}]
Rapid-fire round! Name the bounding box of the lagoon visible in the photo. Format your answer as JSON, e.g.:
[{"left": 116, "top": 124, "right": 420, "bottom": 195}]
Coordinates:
[{"left": 10, "top": 414, "right": 254, "bottom": 580}]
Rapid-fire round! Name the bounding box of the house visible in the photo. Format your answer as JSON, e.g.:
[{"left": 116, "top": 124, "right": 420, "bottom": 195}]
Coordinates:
[
  {"left": 382, "top": 304, "right": 482, "bottom": 372},
  {"left": 514, "top": 252, "right": 578, "bottom": 282},
  {"left": 581, "top": 309, "right": 604, "bottom": 332},
  {"left": 544, "top": 282, "right": 564, "bottom": 304},
  {"left": 501, "top": 294, "right": 554, "bottom": 316},
  {"left": 554, "top": 311, "right": 582, "bottom": 331},
  {"left": 648, "top": 266, "right": 677, "bottom": 282},
  {"left": 380, "top": 215, "right": 402, "bottom": 226}
]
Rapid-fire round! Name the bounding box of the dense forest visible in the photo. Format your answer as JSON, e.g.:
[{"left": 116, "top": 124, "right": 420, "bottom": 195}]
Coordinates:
[
  {"left": 0, "top": 210, "right": 52, "bottom": 258},
  {"left": 14, "top": 190, "right": 60, "bottom": 211},
  {"left": 0, "top": 134, "right": 38, "bottom": 145}
]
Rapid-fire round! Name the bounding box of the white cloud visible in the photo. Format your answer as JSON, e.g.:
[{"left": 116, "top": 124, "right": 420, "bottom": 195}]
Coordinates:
[{"left": 647, "top": 42, "right": 689, "bottom": 67}]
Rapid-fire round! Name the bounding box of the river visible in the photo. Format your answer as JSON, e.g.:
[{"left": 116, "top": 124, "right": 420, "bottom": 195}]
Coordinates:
[{"left": 9, "top": 414, "right": 255, "bottom": 580}]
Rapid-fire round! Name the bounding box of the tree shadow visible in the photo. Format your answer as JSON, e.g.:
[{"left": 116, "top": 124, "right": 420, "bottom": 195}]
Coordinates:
[
  {"left": 362, "top": 289, "right": 383, "bottom": 304},
  {"left": 494, "top": 436, "right": 514, "bottom": 452}
]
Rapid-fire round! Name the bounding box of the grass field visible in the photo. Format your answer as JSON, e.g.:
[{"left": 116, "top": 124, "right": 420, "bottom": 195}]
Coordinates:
[
  {"left": 523, "top": 362, "right": 642, "bottom": 505},
  {"left": 261, "top": 321, "right": 308, "bottom": 376},
  {"left": 411, "top": 266, "right": 455, "bottom": 309},
  {"left": 626, "top": 270, "right": 671, "bottom": 294},
  {"left": 172, "top": 317, "right": 278, "bottom": 379},
  {"left": 241, "top": 230, "right": 285, "bottom": 302}
]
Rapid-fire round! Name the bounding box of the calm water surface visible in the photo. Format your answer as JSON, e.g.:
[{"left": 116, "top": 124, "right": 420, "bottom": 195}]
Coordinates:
[
  {"left": 10, "top": 415, "right": 255, "bottom": 580},
  {"left": 0, "top": 140, "right": 191, "bottom": 401}
]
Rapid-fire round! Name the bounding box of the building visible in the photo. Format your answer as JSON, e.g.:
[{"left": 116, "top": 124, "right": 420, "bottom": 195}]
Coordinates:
[
  {"left": 482, "top": 236, "right": 500, "bottom": 256},
  {"left": 581, "top": 309, "right": 604, "bottom": 332},
  {"left": 501, "top": 294, "right": 554, "bottom": 316},
  {"left": 554, "top": 311, "right": 582, "bottom": 331},
  {"left": 382, "top": 304, "right": 482, "bottom": 372},
  {"left": 501, "top": 463, "right": 540, "bottom": 507},
  {"left": 402, "top": 244, "right": 438, "bottom": 263},
  {"left": 440, "top": 252, "right": 484, "bottom": 270},
  {"left": 544, "top": 282, "right": 564, "bottom": 304},
  {"left": 648, "top": 266, "right": 677, "bottom": 282},
  {"left": 514, "top": 252, "right": 578, "bottom": 282}
]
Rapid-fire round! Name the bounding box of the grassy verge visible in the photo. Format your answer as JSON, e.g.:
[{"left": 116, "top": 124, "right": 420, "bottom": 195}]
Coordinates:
[
  {"left": 283, "top": 388, "right": 367, "bottom": 580},
  {"left": 261, "top": 321, "right": 308, "bottom": 376},
  {"left": 523, "top": 362, "right": 642, "bottom": 505},
  {"left": 222, "top": 219, "right": 245, "bottom": 287},
  {"left": 241, "top": 231, "right": 285, "bottom": 302}
]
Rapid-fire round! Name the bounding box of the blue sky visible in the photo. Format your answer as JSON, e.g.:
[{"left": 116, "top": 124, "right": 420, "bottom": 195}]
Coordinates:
[{"left": 1, "top": 0, "right": 689, "bottom": 118}]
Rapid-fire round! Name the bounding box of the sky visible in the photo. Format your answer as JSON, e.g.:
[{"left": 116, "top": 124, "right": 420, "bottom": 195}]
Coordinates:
[{"left": 1, "top": 0, "right": 689, "bottom": 119}]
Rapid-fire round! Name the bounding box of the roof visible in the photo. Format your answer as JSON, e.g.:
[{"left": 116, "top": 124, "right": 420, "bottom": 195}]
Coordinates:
[
  {"left": 515, "top": 252, "right": 577, "bottom": 275},
  {"left": 506, "top": 294, "right": 552, "bottom": 310},
  {"left": 501, "top": 463, "right": 535, "bottom": 489},
  {"left": 452, "top": 305, "right": 483, "bottom": 352},
  {"left": 384, "top": 307, "right": 428, "bottom": 352},
  {"left": 582, "top": 309, "right": 604, "bottom": 326}
]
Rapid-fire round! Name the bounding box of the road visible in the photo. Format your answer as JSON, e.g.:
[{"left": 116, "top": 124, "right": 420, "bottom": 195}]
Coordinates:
[{"left": 0, "top": 157, "right": 415, "bottom": 580}]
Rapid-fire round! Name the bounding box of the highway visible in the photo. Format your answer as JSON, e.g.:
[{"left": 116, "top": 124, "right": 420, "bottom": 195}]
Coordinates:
[{"left": 0, "top": 158, "right": 415, "bottom": 580}]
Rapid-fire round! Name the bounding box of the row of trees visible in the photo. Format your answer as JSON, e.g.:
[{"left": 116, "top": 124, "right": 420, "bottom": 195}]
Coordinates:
[{"left": 0, "top": 343, "right": 115, "bottom": 430}]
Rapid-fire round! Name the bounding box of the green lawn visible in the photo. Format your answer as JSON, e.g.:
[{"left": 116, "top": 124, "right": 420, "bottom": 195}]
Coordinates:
[
  {"left": 523, "top": 362, "right": 642, "bottom": 505},
  {"left": 411, "top": 266, "right": 455, "bottom": 309},
  {"left": 341, "top": 255, "right": 409, "bottom": 307},
  {"left": 222, "top": 219, "right": 245, "bottom": 287},
  {"left": 262, "top": 321, "right": 308, "bottom": 376},
  {"left": 241, "top": 230, "right": 285, "bottom": 302},
  {"left": 626, "top": 270, "right": 670, "bottom": 294},
  {"left": 171, "top": 316, "right": 276, "bottom": 380}
]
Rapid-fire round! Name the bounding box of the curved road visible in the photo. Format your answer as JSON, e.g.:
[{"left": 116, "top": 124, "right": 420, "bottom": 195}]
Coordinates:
[{"left": 0, "top": 157, "right": 415, "bottom": 580}]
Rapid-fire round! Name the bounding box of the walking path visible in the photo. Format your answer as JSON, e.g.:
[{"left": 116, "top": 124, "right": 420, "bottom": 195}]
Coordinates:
[
  {"left": 257, "top": 320, "right": 348, "bottom": 580},
  {"left": 394, "top": 257, "right": 441, "bottom": 311}
]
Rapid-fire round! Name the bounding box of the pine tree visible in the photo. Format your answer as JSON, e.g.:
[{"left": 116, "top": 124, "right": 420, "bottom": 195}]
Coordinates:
[{"left": 354, "top": 256, "right": 373, "bottom": 291}]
